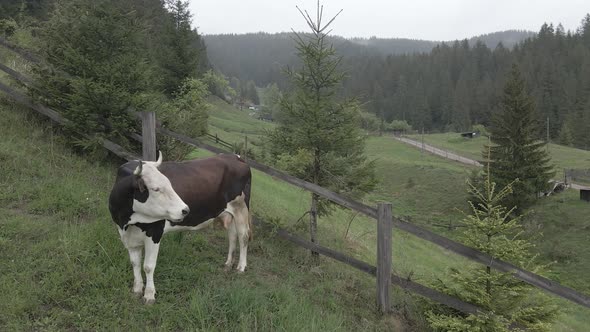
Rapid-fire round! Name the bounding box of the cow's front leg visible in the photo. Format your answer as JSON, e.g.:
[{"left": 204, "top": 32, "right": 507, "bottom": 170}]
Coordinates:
[
  {"left": 143, "top": 238, "right": 160, "bottom": 305},
  {"left": 128, "top": 246, "right": 144, "bottom": 296}
]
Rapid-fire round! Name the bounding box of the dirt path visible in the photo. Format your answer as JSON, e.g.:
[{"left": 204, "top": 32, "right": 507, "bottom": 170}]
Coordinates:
[
  {"left": 392, "top": 135, "right": 589, "bottom": 190},
  {"left": 393, "top": 136, "right": 482, "bottom": 166}
]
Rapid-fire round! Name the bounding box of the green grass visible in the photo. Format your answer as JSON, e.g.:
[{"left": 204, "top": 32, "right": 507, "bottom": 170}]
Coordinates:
[
  {"left": 2, "top": 94, "right": 589, "bottom": 330},
  {"left": 407, "top": 132, "right": 590, "bottom": 179},
  {"left": 206, "top": 96, "right": 274, "bottom": 148},
  {"left": 0, "top": 100, "right": 416, "bottom": 331},
  {"left": 202, "top": 102, "right": 590, "bottom": 330}
]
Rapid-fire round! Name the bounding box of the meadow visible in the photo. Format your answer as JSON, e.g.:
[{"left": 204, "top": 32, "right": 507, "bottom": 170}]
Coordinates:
[
  {"left": 206, "top": 98, "right": 590, "bottom": 330},
  {"left": 1, "top": 94, "right": 589, "bottom": 330},
  {"left": 406, "top": 132, "right": 590, "bottom": 180}
]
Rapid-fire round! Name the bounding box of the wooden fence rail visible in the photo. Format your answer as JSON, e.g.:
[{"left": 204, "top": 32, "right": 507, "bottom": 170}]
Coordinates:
[
  {"left": 0, "top": 81, "right": 138, "bottom": 161},
  {"left": 2, "top": 39, "right": 590, "bottom": 313},
  {"left": 254, "top": 218, "right": 483, "bottom": 315}
]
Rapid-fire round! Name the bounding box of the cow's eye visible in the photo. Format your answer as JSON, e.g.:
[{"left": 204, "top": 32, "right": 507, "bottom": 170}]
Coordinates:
[{"left": 153, "top": 187, "right": 160, "bottom": 192}]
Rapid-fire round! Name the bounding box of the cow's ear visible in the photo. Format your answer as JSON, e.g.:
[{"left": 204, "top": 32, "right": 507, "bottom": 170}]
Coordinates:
[{"left": 135, "top": 176, "right": 147, "bottom": 193}]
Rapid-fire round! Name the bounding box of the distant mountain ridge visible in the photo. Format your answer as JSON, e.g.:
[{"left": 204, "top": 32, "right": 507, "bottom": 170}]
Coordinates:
[
  {"left": 347, "top": 30, "right": 536, "bottom": 55},
  {"left": 203, "top": 30, "right": 536, "bottom": 87}
]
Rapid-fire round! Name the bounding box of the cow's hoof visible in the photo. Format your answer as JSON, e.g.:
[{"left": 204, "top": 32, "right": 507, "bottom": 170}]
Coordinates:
[
  {"left": 223, "top": 264, "right": 232, "bottom": 272},
  {"left": 143, "top": 297, "right": 156, "bottom": 305},
  {"left": 236, "top": 266, "right": 246, "bottom": 273},
  {"left": 133, "top": 290, "right": 143, "bottom": 298}
]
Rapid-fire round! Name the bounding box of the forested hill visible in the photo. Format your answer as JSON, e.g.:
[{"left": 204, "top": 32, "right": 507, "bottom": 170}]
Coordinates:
[
  {"left": 203, "top": 30, "right": 534, "bottom": 86},
  {"left": 205, "top": 18, "right": 590, "bottom": 149}
]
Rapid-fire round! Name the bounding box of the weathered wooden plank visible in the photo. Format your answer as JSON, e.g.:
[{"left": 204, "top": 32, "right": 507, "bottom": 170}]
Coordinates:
[
  {"left": 393, "top": 217, "right": 590, "bottom": 308},
  {"left": 377, "top": 203, "right": 393, "bottom": 313},
  {"left": 0, "top": 81, "right": 67, "bottom": 124},
  {"left": 0, "top": 36, "right": 41, "bottom": 63},
  {"left": 141, "top": 111, "right": 157, "bottom": 161},
  {"left": 253, "top": 217, "right": 484, "bottom": 315},
  {"left": 390, "top": 275, "right": 481, "bottom": 315},
  {"left": 0, "top": 81, "right": 138, "bottom": 161},
  {"left": 0, "top": 62, "right": 34, "bottom": 85}
]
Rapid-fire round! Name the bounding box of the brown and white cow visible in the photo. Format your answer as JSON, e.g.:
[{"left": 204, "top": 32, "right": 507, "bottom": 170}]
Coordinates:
[{"left": 108, "top": 152, "right": 252, "bottom": 304}]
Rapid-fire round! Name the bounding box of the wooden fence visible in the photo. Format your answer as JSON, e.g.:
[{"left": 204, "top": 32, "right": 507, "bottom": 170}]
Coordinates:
[
  {"left": 565, "top": 169, "right": 590, "bottom": 186},
  {"left": 1, "top": 37, "right": 590, "bottom": 317}
]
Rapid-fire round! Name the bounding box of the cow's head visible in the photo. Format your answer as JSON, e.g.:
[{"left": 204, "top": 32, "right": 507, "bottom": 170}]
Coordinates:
[{"left": 132, "top": 152, "right": 189, "bottom": 222}]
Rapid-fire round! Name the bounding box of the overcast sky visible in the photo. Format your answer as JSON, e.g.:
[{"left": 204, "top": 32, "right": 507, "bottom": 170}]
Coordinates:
[{"left": 188, "top": 0, "right": 590, "bottom": 41}]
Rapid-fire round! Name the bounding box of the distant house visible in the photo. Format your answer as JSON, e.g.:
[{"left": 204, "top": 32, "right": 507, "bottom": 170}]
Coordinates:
[{"left": 460, "top": 132, "right": 479, "bottom": 139}]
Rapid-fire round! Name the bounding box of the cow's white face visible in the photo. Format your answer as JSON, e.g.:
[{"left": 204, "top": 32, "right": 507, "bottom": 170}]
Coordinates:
[{"left": 132, "top": 154, "right": 189, "bottom": 222}]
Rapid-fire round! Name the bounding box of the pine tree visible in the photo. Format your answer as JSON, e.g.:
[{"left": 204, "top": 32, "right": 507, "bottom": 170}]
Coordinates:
[
  {"left": 484, "top": 64, "right": 554, "bottom": 212},
  {"left": 269, "top": 2, "right": 376, "bottom": 251},
  {"left": 159, "top": 0, "right": 208, "bottom": 95},
  {"left": 37, "top": 0, "right": 153, "bottom": 140},
  {"left": 558, "top": 122, "right": 574, "bottom": 146},
  {"left": 427, "top": 174, "right": 558, "bottom": 331}
]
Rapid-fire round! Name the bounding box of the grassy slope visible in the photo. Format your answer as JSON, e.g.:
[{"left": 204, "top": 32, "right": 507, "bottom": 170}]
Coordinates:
[
  {"left": 205, "top": 99, "right": 590, "bottom": 330},
  {"left": 407, "top": 132, "right": 590, "bottom": 180},
  {"left": 0, "top": 100, "right": 415, "bottom": 331},
  {"left": 1, "top": 88, "right": 588, "bottom": 329}
]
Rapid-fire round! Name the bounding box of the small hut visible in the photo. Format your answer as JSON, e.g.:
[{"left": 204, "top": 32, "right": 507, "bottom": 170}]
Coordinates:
[{"left": 460, "top": 132, "right": 478, "bottom": 139}]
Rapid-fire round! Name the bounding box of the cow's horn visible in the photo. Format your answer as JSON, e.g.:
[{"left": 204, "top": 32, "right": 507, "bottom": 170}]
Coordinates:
[
  {"left": 154, "top": 150, "right": 163, "bottom": 167},
  {"left": 134, "top": 161, "right": 143, "bottom": 176}
]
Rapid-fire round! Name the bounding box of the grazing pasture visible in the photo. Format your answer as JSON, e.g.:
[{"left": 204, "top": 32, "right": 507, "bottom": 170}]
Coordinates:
[{"left": 1, "top": 95, "right": 589, "bottom": 330}]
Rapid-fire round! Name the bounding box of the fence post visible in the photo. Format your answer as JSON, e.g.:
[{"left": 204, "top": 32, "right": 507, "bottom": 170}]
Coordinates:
[
  {"left": 377, "top": 202, "right": 393, "bottom": 313},
  {"left": 141, "top": 111, "right": 157, "bottom": 161},
  {"left": 244, "top": 135, "right": 248, "bottom": 161}
]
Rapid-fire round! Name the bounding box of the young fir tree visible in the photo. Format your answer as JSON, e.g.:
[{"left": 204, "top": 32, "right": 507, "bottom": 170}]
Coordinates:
[
  {"left": 484, "top": 64, "right": 554, "bottom": 212},
  {"left": 269, "top": 2, "right": 376, "bottom": 250},
  {"left": 427, "top": 172, "right": 558, "bottom": 331},
  {"left": 37, "top": 0, "right": 152, "bottom": 141}
]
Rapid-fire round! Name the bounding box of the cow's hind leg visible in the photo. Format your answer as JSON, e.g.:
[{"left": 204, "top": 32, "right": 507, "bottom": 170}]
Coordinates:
[
  {"left": 128, "top": 246, "right": 144, "bottom": 296},
  {"left": 224, "top": 213, "right": 237, "bottom": 271},
  {"left": 235, "top": 202, "right": 250, "bottom": 272},
  {"left": 143, "top": 238, "right": 161, "bottom": 305}
]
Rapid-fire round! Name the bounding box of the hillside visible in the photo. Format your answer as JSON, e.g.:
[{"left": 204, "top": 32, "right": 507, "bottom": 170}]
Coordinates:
[
  {"left": 406, "top": 132, "right": 590, "bottom": 180},
  {"left": 203, "top": 30, "right": 535, "bottom": 88},
  {"left": 0, "top": 99, "right": 413, "bottom": 331},
  {"left": 204, "top": 97, "right": 590, "bottom": 331}
]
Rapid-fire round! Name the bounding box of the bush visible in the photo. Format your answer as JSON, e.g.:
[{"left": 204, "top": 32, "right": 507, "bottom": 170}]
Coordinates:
[
  {"left": 385, "top": 120, "right": 412, "bottom": 133},
  {"left": 0, "top": 18, "right": 17, "bottom": 37},
  {"left": 359, "top": 112, "right": 380, "bottom": 132}
]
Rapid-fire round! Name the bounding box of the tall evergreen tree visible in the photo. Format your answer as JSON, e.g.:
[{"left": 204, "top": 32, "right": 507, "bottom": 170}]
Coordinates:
[
  {"left": 159, "top": 0, "right": 208, "bottom": 95},
  {"left": 484, "top": 64, "right": 554, "bottom": 211},
  {"left": 37, "top": 0, "right": 153, "bottom": 140},
  {"left": 269, "top": 2, "right": 376, "bottom": 251}
]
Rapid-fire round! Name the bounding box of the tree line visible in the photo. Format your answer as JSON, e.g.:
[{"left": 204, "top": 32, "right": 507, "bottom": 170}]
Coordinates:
[
  {"left": 344, "top": 17, "right": 590, "bottom": 147},
  {"left": 205, "top": 17, "right": 590, "bottom": 149}
]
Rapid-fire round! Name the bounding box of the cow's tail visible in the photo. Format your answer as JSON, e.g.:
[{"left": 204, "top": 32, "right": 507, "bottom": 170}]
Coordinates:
[{"left": 244, "top": 173, "right": 253, "bottom": 241}]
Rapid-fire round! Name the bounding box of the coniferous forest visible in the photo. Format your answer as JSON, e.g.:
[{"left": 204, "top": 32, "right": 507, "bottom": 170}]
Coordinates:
[{"left": 205, "top": 16, "right": 590, "bottom": 149}]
